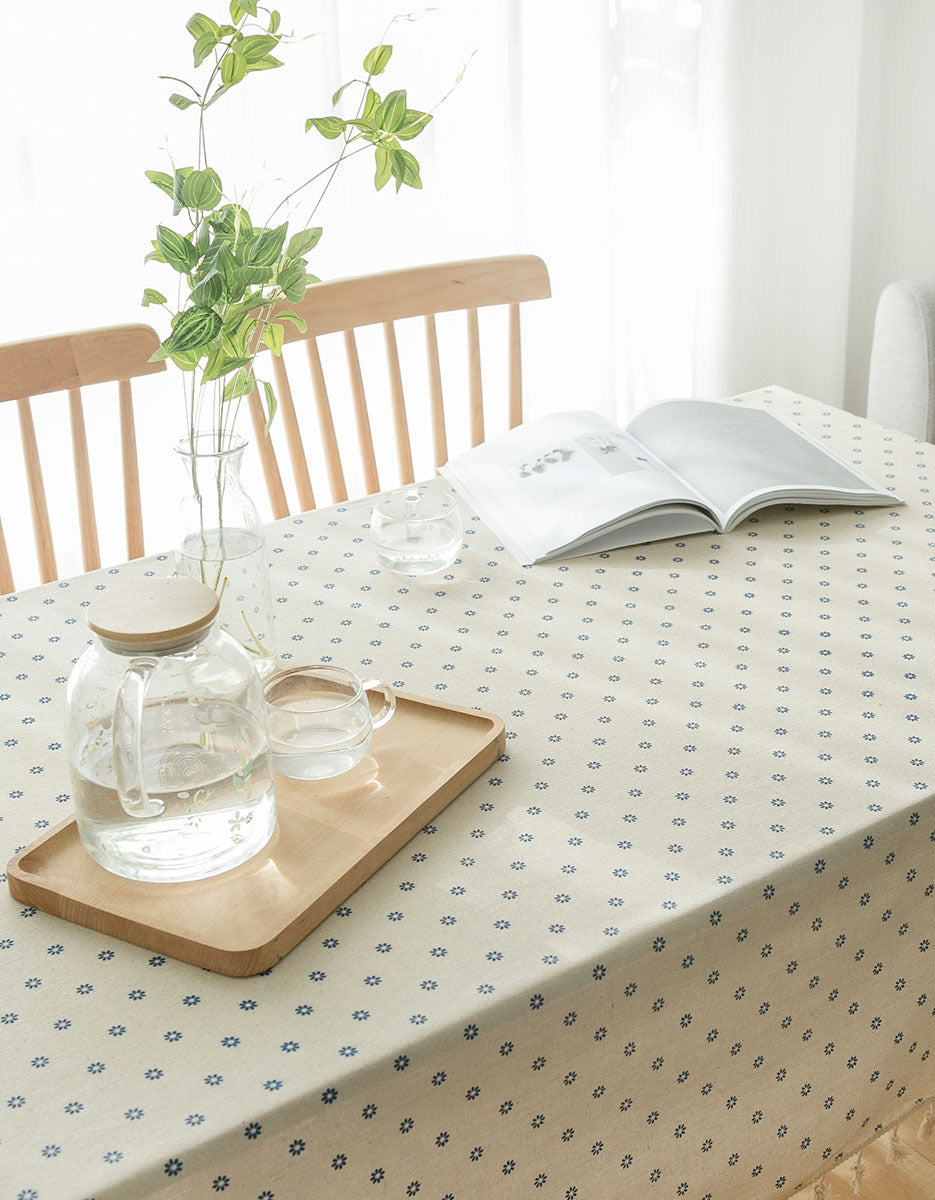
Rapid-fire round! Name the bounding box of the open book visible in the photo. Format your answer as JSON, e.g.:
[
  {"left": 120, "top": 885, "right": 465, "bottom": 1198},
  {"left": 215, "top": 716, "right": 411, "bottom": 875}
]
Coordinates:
[{"left": 440, "top": 400, "right": 900, "bottom": 566}]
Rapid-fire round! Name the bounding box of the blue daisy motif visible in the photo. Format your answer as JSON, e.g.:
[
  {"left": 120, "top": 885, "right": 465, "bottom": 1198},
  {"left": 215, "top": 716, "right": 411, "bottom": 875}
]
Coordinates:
[
  {"left": 185, "top": 1114, "right": 204, "bottom": 1126},
  {"left": 289, "top": 1139, "right": 306, "bottom": 1156},
  {"left": 371, "top": 1167, "right": 385, "bottom": 1183},
  {"left": 103, "top": 1150, "right": 123, "bottom": 1164},
  {"left": 244, "top": 1122, "right": 261, "bottom": 1139},
  {"left": 332, "top": 1153, "right": 347, "bottom": 1169},
  {"left": 321, "top": 1087, "right": 338, "bottom": 1104},
  {"left": 264, "top": 1080, "right": 283, "bottom": 1092},
  {"left": 212, "top": 1176, "right": 230, "bottom": 1191},
  {"left": 41, "top": 1144, "right": 61, "bottom": 1157}
]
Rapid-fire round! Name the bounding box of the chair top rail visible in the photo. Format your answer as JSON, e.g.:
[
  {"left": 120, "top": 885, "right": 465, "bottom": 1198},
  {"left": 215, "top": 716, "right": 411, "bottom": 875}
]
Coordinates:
[
  {"left": 274, "top": 254, "right": 551, "bottom": 344},
  {"left": 0, "top": 325, "right": 165, "bottom": 403}
]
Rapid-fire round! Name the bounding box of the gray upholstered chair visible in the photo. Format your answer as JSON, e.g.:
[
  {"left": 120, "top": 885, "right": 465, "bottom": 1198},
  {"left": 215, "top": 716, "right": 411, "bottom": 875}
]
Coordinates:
[{"left": 866, "top": 274, "right": 935, "bottom": 442}]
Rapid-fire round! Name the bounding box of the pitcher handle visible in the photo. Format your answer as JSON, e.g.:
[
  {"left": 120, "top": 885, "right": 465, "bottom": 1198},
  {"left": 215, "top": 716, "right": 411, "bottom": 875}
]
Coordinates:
[
  {"left": 362, "top": 679, "right": 396, "bottom": 730},
  {"left": 113, "top": 657, "right": 166, "bottom": 819}
]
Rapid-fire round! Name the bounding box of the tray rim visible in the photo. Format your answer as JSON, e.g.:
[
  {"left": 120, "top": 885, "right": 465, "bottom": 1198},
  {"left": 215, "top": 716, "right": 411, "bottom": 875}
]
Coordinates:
[{"left": 6, "top": 691, "right": 505, "bottom": 975}]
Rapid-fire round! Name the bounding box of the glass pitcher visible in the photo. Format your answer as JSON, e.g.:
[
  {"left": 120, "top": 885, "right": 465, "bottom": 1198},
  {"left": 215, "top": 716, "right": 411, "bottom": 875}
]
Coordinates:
[{"left": 66, "top": 578, "right": 276, "bottom": 883}]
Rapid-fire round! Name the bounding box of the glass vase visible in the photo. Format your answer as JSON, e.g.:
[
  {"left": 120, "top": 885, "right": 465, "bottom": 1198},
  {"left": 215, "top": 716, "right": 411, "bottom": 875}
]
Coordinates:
[{"left": 174, "top": 434, "right": 277, "bottom": 678}]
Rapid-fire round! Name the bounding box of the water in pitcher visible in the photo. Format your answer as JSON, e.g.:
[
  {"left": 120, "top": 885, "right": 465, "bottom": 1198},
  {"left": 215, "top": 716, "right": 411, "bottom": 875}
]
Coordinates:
[
  {"left": 73, "top": 699, "right": 276, "bottom": 882},
  {"left": 176, "top": 528, "right": 276, "bottom": 674}
]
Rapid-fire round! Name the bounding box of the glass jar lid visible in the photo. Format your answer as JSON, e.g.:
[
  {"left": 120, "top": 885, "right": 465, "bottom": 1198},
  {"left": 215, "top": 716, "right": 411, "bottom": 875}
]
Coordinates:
[{"left": 87, "top": 578, "right": 219, "bottom": 653}]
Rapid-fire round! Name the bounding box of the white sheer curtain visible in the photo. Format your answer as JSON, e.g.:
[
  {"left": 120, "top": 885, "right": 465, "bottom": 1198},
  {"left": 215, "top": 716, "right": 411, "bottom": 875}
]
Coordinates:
[{"left": 3, "top": 0, "right": 935, "bottom": 585}]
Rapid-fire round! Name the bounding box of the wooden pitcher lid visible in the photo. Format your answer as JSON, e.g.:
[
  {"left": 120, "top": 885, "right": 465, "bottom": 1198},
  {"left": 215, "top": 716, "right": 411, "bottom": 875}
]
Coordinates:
[{"left": 87, "top": 578, "right": 219, "bottom": 649}]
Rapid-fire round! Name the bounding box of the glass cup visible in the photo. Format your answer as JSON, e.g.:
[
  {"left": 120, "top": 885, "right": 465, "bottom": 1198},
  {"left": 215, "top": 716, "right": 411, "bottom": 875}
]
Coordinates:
[
  {"left": 370, "top": 481, "right": 463, "bottom": 576},
  {"left": 264, "top": 665, "right": 396, "bottom": 781}
]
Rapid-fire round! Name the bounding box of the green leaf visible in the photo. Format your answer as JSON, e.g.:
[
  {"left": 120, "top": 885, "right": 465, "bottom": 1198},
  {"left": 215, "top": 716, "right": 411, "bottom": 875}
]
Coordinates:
[
  {"left": 262, "top": 322, "right": 284, "bottom": 356},
  {"left": 187, "top": 12, "right": 220, "bottom": 40},
  {"left": 268, "top": 9, "right": 281, "bottom": 33},
  {"left": 239, "top": 34, "right": 279, "bottom": 63},
  {"left": 362, "top": 88, "right": 381, "bottom": 121},
  {"left": 248, "top": 54, "right": 283, "bottom": 71},
  {"left": 210, "top": 241, "right": 237, "bottom": 289},
  {"left": 170, "top": 92, "right": 196, "bottom": 110},
  {"left": 278, "top": 259, "right": 308, "bottom": 302},
  {"left": 262, "top": 379, "right": 277, "bottom": 435},
  {"left": 202, "top": 352, "right": 252, "bottom": 382},
  {"left": 148, "top": 343, "right": 170, "bottom": 362},
  {"left": 396, "top": 110, "right": 432, "bottom": 141},
  {"left": 305, "top": 115, "right": 345, "bottom": 139},
  {"left": 374, "top": 144, "right": 392, "bottom": 191},
  {"left": 220, "top": 47, "right": 246, "bottom": 86},
  {"left": 172, "top": 166, "right": 193, "bottom": 216},
  {"left": 331, "top": 79, "right": 354, "bottom": 106},
  {"left": 363, "top": 44, "right": 393, "bottom": 75},
  {"left": 378, "top": 89, "right": 407, "bottom": 132},
  {"left": 204, "top": 83, "right": 229, "bottom": 109},
  {"left": 144, "top": 169, "right": 175, "bottom": 198},
  {"left": 155, "top": 225, "right": 197, "bottom": 273},
  {"left": 190, "top": 269, "right": 223, "bottom": 308},
  {"left": 223, "top": 367, "right": 256, "bottom": 401},
  {"left": 393, "top": 147, "right": 422, "bottom": 188},
  {"left": 249, "top": 223, "right": 288, "bottom": 267},
  {"left": 141, "top": 287, "right": 167, "bottom": 307},
  {"left": 286, "top": 227, "right": 322, "bottom": 258},
  {"left": 236, "top": 265, "right": 274, "bottom": 286},
  {"left": 164, "top": 306, "right": 222, "bottom": 353},
  {"left": 195, "top": 219, "right": 211, "bottom": 256},
  {"left": 168, "top": 348, "right": 202, "bottom": 371},
  {"left": 229, "top": 0, "right": 256, "bottom": 18},
  {"left": 275, "top": 308, "right": 308, "bottom": 334},
  {"left": 193, "top": 29, "right": 218, "bottom": 67},
  {"left": 181, "top": 167, "right": 223, "bottom": 210}
]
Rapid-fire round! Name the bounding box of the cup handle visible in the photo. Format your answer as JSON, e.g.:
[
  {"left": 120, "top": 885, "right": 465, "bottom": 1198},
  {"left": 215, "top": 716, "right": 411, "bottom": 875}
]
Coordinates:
[
  {"left": 113, "top": 657, "right": 166, "bottom": 819},
  {"left": 362, "top": 680, "right": 396, "bottom": 729}
]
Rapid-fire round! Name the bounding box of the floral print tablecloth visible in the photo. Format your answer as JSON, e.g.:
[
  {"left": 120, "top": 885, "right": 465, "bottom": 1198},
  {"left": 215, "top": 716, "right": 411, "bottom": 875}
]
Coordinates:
[{"left": 1, "top": 388, "right": 932, "bottom": 1200}]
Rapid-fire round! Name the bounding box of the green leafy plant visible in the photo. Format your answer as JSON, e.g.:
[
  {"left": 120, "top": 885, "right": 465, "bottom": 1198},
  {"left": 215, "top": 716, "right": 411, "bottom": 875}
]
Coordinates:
[{"left": 143, "top": 1, "right": 435, "bottom": 450}]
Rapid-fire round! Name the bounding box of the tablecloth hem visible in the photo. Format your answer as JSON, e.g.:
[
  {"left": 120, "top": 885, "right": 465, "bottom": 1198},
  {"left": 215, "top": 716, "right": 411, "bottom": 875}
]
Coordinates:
[{"left": 788, "top": 1092, "right": 935, "bottom": 1199}]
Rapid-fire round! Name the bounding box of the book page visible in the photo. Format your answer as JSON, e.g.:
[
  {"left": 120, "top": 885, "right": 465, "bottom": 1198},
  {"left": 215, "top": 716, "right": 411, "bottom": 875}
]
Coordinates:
[
  {"left": 627, "top": 400, "right": 894, "bottom": 525},
  {"left": 440, "top": 410, "right": 714, "bottom": 564}
]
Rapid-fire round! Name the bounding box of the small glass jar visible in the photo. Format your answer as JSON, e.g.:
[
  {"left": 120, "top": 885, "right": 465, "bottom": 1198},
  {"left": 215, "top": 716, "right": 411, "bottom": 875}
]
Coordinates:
[{"left": 66, "top": 578, "right": 276, "bottom": 882}]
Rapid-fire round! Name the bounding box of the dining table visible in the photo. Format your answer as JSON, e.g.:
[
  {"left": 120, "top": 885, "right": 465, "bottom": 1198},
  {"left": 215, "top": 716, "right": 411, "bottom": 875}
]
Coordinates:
[{"left": 1, "top": 385, "right": 933, "bottom": 1200}]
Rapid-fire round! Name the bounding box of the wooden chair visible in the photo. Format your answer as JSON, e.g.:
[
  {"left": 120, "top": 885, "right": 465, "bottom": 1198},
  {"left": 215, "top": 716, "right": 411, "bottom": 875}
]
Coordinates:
[
  {"left": 249, "top": 254, "right": 552, "bottom": 517},
  {"left": 0, "top": 256, "right": 551, "bottom": 592},
  {"left": 0, "top": 324, "right": 166, "bottom": 593}
]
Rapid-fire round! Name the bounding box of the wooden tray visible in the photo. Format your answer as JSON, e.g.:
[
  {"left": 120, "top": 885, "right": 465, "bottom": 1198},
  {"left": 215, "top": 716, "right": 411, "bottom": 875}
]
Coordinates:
[{"left": 7, "top": 693, "right": 504, "bottom": 976}]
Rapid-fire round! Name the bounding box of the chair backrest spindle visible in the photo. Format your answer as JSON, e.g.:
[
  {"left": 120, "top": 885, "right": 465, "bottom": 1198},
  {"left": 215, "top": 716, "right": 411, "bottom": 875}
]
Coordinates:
[
  {"left": 16, "top": 396, "right": 58, "bottom": 584},
  {"left": 343, "top": 329, "right": 380, "bottom": 495},
  {"left": 271, "top": 354, "right": 315, "bottom": 512},
  {"left": 68, "top": 388, "right": 101, "bottom": 572},
  {"left": 305, "top": 337, "right": 347, "bottom": 503},
  {"left": 119, "top": 379, "right": 145, "bottom": 561},
  {"left": 424, "top": 313, "right": 448, "bottom": 468},
  {"left": 383, "top": 321, "right": 415, "bottom": 485}
]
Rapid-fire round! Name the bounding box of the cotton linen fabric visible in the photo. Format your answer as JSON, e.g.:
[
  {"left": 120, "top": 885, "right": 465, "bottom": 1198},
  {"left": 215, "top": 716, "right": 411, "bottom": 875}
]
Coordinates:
[{"left": 1, "top": 387, "right": 932, "bottom": 1200}]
